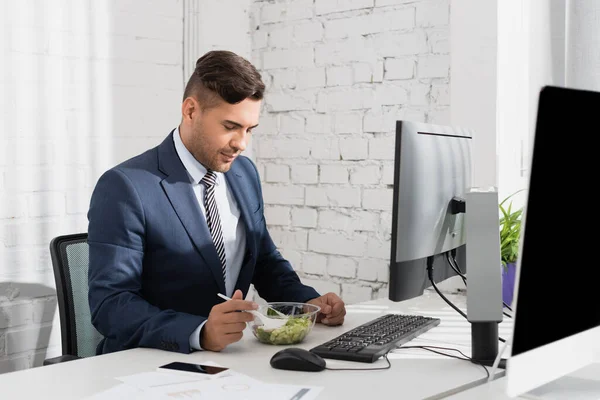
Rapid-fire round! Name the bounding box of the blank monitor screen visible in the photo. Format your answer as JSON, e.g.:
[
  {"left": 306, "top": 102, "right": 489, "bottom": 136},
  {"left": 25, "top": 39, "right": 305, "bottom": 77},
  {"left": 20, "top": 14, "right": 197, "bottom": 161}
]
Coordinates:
[{"left": 511, "top": 86, "right": 600, "bottom": 357}]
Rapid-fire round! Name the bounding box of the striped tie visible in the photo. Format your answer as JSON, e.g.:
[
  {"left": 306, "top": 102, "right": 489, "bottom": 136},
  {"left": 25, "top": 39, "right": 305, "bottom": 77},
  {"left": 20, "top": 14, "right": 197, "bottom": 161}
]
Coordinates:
[{"left": 201, "top": 170, "right": 227, "bottom": 282}]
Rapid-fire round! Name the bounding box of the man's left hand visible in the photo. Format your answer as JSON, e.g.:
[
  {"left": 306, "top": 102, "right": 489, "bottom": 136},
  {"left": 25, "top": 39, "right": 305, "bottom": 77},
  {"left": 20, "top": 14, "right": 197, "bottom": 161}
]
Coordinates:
[{"left": 307, "top": 292, "right": 346, "bottom": 326}]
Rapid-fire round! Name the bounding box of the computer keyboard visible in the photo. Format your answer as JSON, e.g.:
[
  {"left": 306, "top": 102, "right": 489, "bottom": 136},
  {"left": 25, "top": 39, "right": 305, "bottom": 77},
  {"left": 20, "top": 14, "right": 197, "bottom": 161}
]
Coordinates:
[{"left": 309, "top": 313, "right": 441, "bottom": 363}]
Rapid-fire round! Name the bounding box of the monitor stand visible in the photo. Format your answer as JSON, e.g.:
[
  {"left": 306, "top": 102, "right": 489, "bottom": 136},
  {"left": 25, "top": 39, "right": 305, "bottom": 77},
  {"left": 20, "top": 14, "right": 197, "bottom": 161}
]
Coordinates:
[{"left": 520, "top": 363, "right": 600, "bottom": 400}]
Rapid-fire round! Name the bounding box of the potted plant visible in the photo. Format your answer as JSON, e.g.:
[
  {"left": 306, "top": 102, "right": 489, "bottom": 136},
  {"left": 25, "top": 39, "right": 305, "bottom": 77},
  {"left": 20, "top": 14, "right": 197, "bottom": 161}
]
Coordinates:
[{"left": 499, "top": 190, "right": 524, "bottom": 307}]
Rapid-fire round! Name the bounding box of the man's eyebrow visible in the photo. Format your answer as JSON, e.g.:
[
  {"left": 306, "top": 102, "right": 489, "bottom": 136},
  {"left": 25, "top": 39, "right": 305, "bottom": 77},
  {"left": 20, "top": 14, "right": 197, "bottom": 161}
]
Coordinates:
[{"left": 223, "top": 120, "right": 259, "bottom": 129}]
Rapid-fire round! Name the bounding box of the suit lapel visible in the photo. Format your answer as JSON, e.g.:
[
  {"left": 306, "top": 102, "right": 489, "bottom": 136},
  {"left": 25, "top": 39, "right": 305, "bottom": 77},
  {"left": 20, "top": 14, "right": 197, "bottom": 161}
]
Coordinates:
[
  {"left": 225, "top": 168, "right": 257, "bottom": 293},
  {"left": 158, "top": 132, "right": 226, "bottom": 295}
]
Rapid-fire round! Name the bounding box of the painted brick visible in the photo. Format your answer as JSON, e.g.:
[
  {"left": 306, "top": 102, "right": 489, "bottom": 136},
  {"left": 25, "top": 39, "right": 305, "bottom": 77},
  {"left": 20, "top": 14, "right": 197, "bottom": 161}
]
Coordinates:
[
  {"left": 350, "top": 165, "right": 380, "bottom": 185},
  {"left": 294, "top": 21, "right": 324, "bottom": 44},
  {"left": 265, "top": 90, "right": 315, "bottom": 112},
  {"left": 300, "top": 278, "right": 340, "bottom": 297},
  {"left": 308, "top": 231, "right": 368, "bottom": 257},
  {"left": 418, "top": 55, "right": 450, "bottom": 78},
  {"left": 280, "top": 114, "right": 306, "bottom": 135},
  {"left": 369, "top": 136, "right": 396, "bottom": 160},
  {"left": 410, "top": 83, "right": 431, "bottom": 106},
  {"left": 374, "top": 31, "right": 428, "bottom": 57},
  {"left": 315, "top": 0, "right": 374, "bottom": 15},
  {"left": 270, "top": 229, "right": 308, "bottom": 251},
  {"left": 297, "top": 68, "right": 327, "bottom": 89},
  {"left": 416, "top": 0, "right": 449, "bottom": 27},
  {"left": 257, "top": 138, "right": 311, "bottom": 159},
  {"left": 328, "top": 256, "right": 357, "bottom": 278},
  {"left": 263, "top": 48, "right": 314, "bottom": 70},
  {"left": 317, "top": 88, "right": 376, "bottom": 112},
  {"left": 291, "top": 208, "right": 318, "bottom": 228},
  {"left": 363, "top": 188, "right": 393, "bottom": 210},
  {"left": 334, "top": 112, "right": 363, "bottom": 134},
  {"left": 265, "top": 164, "right": 290, "bottom": 183},
  {"left": 318, "top": 209, "right": 379, "bottom": 232},
  {"left": 5, "top": 324, "right": 53, "bottom": 355},
  {"left": 326, "top": 66, "right": 353, "bottom": 87},
  {"left": 306, "top": 114, "right": 333, "bottom": 134},
  {"left": 385, "top": 57, "right": 416, "bottom": 80},
  {"left": 262, "top": 184, "right": 305, "bottom": 205},
  {"left": 319, "top": 165, "right": 348, "bottom": 184},
  {"left": 310, "top": 138, "right": 340, "bottom": 160},
  {"left": 428, "top": 28, "right": 450, "bottom": 54},
  {"left": 324, "top": 9, "right": 414, "bottom": 39},
  {"left": 291, "top": 164, "right": 319, "bottom": 184},
  {"left": 357, "top": 258, "right": 390, "bottom": 282},
  {"left": 366, "top": 236, "right": 391, "bottom": 259},
  {"left": 305, "top": 187, "right": 361, "bottom": 208},
  {"left": 302, "top": 253, "right": 328, "bottom": 275},
  {"left": 264, "top": 206, "right": 291, "bottom": 226},
  {"left": 341, "top": 284, "right": 373, "bottom": 304},
  {"left": 340, "top": 138, "right": 369, "bottom": 161}
]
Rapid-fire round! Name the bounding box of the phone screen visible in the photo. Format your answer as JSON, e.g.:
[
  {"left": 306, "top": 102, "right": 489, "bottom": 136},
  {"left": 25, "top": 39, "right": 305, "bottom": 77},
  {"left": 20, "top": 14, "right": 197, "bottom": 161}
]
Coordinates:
[{"left": 158, "top": 362, "right": 229, "bottom": 375}]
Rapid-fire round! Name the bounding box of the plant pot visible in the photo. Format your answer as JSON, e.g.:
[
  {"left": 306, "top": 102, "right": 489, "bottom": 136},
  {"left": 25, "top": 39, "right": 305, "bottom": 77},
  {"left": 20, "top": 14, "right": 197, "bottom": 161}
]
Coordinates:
[{"left": 502, "top": 262, "right": 517, "bottom": 307}]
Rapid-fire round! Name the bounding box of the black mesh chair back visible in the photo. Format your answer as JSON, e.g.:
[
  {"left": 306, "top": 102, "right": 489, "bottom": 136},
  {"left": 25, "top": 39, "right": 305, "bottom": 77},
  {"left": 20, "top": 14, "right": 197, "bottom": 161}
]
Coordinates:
[{"left": 47, "top": 233, "right": 103, "bottom": 363}]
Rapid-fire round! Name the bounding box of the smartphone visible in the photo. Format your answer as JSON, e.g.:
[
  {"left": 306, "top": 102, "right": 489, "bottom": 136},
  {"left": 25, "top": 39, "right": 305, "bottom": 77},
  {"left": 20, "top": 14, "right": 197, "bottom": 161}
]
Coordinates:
[{"left": 158, "top": 361, "right": 229, "bottom": 377}]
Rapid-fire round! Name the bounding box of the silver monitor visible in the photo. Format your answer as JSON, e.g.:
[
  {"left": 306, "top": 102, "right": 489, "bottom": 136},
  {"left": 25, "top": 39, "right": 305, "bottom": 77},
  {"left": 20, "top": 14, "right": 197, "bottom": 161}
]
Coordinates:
[{"left": 389, "top": 120, "right": 473, "bottom": 302}]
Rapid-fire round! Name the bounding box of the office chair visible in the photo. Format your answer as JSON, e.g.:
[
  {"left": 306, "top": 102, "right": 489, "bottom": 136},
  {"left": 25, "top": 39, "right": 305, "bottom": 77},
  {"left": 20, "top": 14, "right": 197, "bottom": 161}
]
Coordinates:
[{"left": 43, "top": 233, "right": 104, "bottom": 365}]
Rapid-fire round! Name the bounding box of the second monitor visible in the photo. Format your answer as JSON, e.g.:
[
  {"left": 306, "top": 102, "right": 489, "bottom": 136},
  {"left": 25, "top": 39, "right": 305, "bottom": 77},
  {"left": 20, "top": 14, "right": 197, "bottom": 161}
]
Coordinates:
[{"left": 389, "top": 120, "right": 473, "bottom": 302}]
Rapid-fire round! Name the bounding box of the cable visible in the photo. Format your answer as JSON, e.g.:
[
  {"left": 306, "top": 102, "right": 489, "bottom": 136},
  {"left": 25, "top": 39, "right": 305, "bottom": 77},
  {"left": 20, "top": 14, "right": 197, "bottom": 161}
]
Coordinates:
[
  {"left": 450, "top": 248, "right": 464, "bottom": 275},
  {"left": 446, "top": 252, "right": 467, "bottom": 285},
  {"left": 325, "top": 351, "right": 391, "bottom": 371},
  {"left": 427, "top": 257, "right": 468, "bottom": 319},
  {"left": 427, "top": 256, "right": 508, "bottom": 343},
  {"left": 503, "top": 302, "right": 513, "bottom": 312},
  {"left": 395, "top": 345, "right": 489, "bottom": 380}
]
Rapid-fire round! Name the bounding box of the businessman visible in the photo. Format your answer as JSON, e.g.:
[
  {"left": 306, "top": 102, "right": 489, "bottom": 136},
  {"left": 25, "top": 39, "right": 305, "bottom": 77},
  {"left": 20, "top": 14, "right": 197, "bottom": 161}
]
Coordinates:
[{"left": 87, "top": 50, "right": 346, "bottom": 354}]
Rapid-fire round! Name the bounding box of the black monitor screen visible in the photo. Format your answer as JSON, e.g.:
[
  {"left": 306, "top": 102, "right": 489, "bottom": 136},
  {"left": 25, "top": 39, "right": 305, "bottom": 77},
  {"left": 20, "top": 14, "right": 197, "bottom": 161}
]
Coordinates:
[{"left": 511, "top": 86, "right": 600, "bottom": 356}]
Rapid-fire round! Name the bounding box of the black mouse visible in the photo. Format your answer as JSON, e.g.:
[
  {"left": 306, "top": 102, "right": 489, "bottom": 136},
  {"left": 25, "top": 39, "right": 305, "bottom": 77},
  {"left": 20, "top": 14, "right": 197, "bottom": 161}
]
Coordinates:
[{"left": 270, "top": 348, "right": 326, "bottom": 372}]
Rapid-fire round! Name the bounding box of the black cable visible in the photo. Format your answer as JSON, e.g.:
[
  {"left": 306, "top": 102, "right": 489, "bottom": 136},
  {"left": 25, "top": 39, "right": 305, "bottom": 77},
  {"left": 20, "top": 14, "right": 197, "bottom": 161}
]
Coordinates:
[
  {"left": 325, "top": 351, "right": 391, "bottom": 371},
  {"left": 428, "top": 256, "right": 508, "bottom": 342},
  {"left": 427, "top": 257, "right": 468, "bottom": 319},
  {"left": 503, "top": 302, "right": 513, "bottom": 312},
  {"left": 446, "top": 252, "right": 467, "bottom": 285},
  {"left": 396, "top": 345, "right": 490, "bottom": 380}
]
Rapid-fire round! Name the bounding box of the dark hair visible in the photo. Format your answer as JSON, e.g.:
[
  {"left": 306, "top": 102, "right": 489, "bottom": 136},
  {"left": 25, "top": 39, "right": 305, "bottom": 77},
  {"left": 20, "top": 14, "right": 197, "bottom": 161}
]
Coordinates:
[{"left": 183, "top": 50, "right": 265, "bottom": 107}]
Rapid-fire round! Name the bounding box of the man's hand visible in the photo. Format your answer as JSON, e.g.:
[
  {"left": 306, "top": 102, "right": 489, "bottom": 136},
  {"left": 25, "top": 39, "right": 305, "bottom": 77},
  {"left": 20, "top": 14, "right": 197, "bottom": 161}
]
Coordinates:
[
  {"left": 307, "top": 292, "right": 346, "bottom": 326},
  {"left": 200, "top": 290, "right": 257, "bottom": 351}
]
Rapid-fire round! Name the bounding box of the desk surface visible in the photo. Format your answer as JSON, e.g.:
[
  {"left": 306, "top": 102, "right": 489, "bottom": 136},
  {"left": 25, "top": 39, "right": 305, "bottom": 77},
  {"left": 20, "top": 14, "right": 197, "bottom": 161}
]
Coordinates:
[{"left": 0, "top": 290, "right": 512, "bottom": 400}]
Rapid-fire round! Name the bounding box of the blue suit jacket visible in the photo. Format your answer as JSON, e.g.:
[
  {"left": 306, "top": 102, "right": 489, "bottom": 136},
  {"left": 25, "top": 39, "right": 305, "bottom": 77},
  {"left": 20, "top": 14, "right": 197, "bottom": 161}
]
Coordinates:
[{"left": 87, "top": 131, "right": 320, "bottom": 355}]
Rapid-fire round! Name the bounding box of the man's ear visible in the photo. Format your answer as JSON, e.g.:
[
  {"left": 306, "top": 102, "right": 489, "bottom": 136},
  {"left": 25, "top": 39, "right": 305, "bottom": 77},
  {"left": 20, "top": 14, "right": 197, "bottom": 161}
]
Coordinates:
[{"left": 182, "top": 97, "right": 199, "bottom": 122}]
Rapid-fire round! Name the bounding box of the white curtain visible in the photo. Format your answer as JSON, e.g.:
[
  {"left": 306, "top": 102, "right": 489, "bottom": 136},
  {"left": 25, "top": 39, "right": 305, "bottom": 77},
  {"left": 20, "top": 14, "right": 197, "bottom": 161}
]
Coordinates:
[{"left": 496, "top": 0, "right": 599, "bottom": 206}]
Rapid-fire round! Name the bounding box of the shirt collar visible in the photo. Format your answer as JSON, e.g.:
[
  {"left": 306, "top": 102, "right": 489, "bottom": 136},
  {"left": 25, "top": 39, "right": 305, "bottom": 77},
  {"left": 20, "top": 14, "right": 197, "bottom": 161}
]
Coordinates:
[{"left": 173, "top": 126, "right": 222, "bottom": 186}]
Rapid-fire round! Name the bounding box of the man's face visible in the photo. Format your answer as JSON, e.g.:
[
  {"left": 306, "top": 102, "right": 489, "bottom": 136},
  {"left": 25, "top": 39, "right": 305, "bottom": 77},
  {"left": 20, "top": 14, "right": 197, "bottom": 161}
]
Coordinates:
[{"left": 187, "top": 97, "right": 261, "bottom": 173}]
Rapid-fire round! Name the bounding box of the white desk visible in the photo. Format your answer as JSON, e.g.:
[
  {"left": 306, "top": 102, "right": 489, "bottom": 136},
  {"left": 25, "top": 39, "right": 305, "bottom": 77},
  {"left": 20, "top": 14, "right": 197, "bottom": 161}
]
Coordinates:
[
  {"left": 446, "top": 363, "right": 600, "bottom": 399},
  {"left": 0, "top": 290, "right": 511, "bottom": 399}
]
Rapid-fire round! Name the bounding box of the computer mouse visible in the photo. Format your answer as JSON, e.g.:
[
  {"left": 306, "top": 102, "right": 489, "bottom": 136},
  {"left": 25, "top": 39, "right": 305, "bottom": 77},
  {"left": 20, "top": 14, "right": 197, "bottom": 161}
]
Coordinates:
[{"left": 269, "top": 348, "right": 326, "bottom": 372}]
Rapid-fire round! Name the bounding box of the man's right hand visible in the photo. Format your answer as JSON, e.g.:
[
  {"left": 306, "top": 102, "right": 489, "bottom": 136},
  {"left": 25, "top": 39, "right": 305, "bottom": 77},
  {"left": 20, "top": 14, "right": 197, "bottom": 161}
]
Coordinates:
[{"left": 200, "top": 289, "right": 258, "bottom": 351}]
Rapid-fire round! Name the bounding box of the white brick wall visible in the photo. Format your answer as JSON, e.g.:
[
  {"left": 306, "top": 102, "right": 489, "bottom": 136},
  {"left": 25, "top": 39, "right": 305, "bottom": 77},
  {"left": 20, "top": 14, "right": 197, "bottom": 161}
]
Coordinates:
[
  {"left": 251, "top": 0, "right": 450, "bottom": 305},
  {"left": 0, "top": 0, "right": 184, "bottom": 374}
]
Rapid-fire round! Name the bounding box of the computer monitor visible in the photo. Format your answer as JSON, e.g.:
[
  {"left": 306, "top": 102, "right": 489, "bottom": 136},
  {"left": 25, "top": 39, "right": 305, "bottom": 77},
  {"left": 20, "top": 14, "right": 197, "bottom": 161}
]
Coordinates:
[
  {"left": 389, "top": 120, "right": 504, "bottom": 366},
  {"left": 506, "top": 86, "right": 600, "bottom": 399},
  {"left": 389, "top": 120, "right": 473, "bottom": 302}
]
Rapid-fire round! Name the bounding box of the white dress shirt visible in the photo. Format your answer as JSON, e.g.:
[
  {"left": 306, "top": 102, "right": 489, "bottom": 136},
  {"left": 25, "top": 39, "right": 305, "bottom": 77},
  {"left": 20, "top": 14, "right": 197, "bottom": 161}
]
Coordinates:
[{"left": 172, "top": 127, "right": 247, "bottom": 350}]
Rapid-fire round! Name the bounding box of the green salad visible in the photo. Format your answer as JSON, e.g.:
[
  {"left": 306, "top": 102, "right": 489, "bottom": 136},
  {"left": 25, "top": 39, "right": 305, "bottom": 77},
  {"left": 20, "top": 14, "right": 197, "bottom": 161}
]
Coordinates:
[{"left": 254, "top": 316, "right": 312, "bottom": 345}]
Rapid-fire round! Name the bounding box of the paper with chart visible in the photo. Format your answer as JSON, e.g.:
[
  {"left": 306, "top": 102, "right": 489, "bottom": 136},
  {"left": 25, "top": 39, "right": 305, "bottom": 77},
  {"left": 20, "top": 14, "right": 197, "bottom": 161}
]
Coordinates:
[
  {"left": 146, "top": 374, "right": 322, "bottom": 400},
  {"left": 103, "top": 361, "right": 323, "bottom": 399}
]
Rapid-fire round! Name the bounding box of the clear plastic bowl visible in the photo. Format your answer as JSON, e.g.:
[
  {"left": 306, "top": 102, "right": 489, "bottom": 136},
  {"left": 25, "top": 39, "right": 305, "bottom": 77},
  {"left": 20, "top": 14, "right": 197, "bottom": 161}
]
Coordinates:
[{"left": 249, "top": 302, "right": 320, "bottom": 345}]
